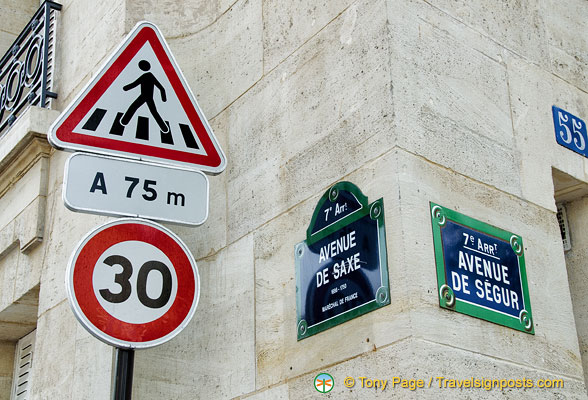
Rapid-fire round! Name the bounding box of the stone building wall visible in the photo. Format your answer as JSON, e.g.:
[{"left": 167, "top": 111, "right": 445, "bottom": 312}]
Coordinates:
[{"left": 0, "top": 0, "right": 586, "bottom": 399}]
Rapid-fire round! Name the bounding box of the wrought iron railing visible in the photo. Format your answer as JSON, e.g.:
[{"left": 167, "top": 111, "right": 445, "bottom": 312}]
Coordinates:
[{"left": 0, "top": 1, "right": 62, "bottom": 136}]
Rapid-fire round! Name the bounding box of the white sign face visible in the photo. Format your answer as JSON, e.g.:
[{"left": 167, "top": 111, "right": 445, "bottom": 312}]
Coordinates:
[
  {"left": 66, "top": 218, "right": 199, "bottom": 349},
  {"left": 93, "top": 240, "right": 178, "bottom": 324},
  {"left": 64, "top": 153, "right": 209, "bottom": 226}
]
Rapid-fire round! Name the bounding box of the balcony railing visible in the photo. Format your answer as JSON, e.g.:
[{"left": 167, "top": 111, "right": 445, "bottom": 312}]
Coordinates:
[{"left": 0, "top": 1, "right": 62, "bottom": 136}]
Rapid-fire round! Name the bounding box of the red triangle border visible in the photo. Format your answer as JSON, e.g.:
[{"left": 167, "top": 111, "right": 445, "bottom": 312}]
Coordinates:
[{"left": 52, "top": 23, "right": 224, "bottom": 172}]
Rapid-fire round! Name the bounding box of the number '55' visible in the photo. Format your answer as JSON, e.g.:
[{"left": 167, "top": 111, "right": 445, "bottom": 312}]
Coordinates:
[{"left": 558, "top": 111, "right": 585, "bottom": 151}]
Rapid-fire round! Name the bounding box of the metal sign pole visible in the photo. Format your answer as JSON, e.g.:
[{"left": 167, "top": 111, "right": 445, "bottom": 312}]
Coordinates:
[{"left": 113, "top": 348, "right": 135, "bottom": 400}]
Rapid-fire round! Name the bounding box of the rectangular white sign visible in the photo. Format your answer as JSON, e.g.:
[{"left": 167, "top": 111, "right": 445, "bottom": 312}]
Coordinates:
[{"left": 64, "top": 153, "right": 209, "bottom": 226}]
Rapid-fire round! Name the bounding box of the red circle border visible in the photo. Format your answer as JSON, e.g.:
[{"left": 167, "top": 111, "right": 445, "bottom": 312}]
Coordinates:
[{"left": 71, "top": 220, "right": 196, "bottom": 344}]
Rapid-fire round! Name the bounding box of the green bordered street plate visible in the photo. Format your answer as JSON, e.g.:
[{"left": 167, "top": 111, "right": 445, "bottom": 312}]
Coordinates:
[
  {"left": 430, "top": 202, "right": 534, "bottom": 334},
  {"left": 295, "top": 182, "right": 390, "bottom": 340}
]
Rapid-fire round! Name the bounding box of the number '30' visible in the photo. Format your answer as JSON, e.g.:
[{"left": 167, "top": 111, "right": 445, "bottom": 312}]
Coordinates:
[{"left": 99, "top": 255, "right": 172, "bottom": 309}]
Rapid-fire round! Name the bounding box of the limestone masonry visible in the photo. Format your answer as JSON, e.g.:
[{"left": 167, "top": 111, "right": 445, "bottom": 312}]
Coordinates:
[{"left": 0, "top": 0, "right": 587, "bottom": 399}]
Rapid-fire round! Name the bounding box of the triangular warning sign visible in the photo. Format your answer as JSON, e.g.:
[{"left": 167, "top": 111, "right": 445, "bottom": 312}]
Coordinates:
[{"left": 49, "top": 21, "right": 226, "bottom": 174}]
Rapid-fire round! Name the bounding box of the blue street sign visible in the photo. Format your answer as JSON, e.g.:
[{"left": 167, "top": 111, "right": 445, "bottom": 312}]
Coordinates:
[
  {"left": 295, "top": 182, "right": 390, "bottom": 340},
  {"left": 431, "top": 203, "right": 534, "bottom": 334},
  {"left": 440, "top": 220, "right": 524, "bottom": 319}
]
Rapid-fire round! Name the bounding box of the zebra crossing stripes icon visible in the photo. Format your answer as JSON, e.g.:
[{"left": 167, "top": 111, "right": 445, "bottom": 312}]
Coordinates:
[
  {"left": 48, "top": 21, "right": 226, "bottom": 174},
  {"left": 79, "top": 106, "right": 202, "bottom": 153}
]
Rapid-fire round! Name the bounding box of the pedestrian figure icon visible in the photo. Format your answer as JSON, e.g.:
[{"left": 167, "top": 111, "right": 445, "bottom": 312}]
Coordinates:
[{"left": 121, "top": 60, "right": 169, "bottom": 133}]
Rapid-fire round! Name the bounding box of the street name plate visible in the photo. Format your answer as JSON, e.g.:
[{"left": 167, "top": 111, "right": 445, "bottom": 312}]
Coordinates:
[
  {"left": 295, "top": 182, "right": 390, "bottom": 340},
  {"left": 430, "top": 203, "right": 534, "bottom": 334},
  {"left": 64, "top": 153, "right": 209, "bottom": 226}
]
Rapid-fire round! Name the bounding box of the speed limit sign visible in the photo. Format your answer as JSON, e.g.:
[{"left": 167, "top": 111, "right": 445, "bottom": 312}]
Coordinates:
[{"left": 66, "top": 218, "right": 199, "bottom": 349}]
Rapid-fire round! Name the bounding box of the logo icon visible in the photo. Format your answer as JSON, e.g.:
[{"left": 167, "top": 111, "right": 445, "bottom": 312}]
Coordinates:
[{"left": 314, "top": 373, "right": 334, "bottom": 393}]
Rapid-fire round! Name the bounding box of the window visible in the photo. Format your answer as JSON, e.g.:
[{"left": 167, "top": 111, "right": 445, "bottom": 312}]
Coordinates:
[{"left": 10, "top": 330, "right": 35, "bottom": 400}]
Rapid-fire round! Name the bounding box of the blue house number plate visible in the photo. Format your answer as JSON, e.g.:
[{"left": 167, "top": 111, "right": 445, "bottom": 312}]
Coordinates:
[{"left": 552, "top": 106, "right": 587, "bottom": 157}]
